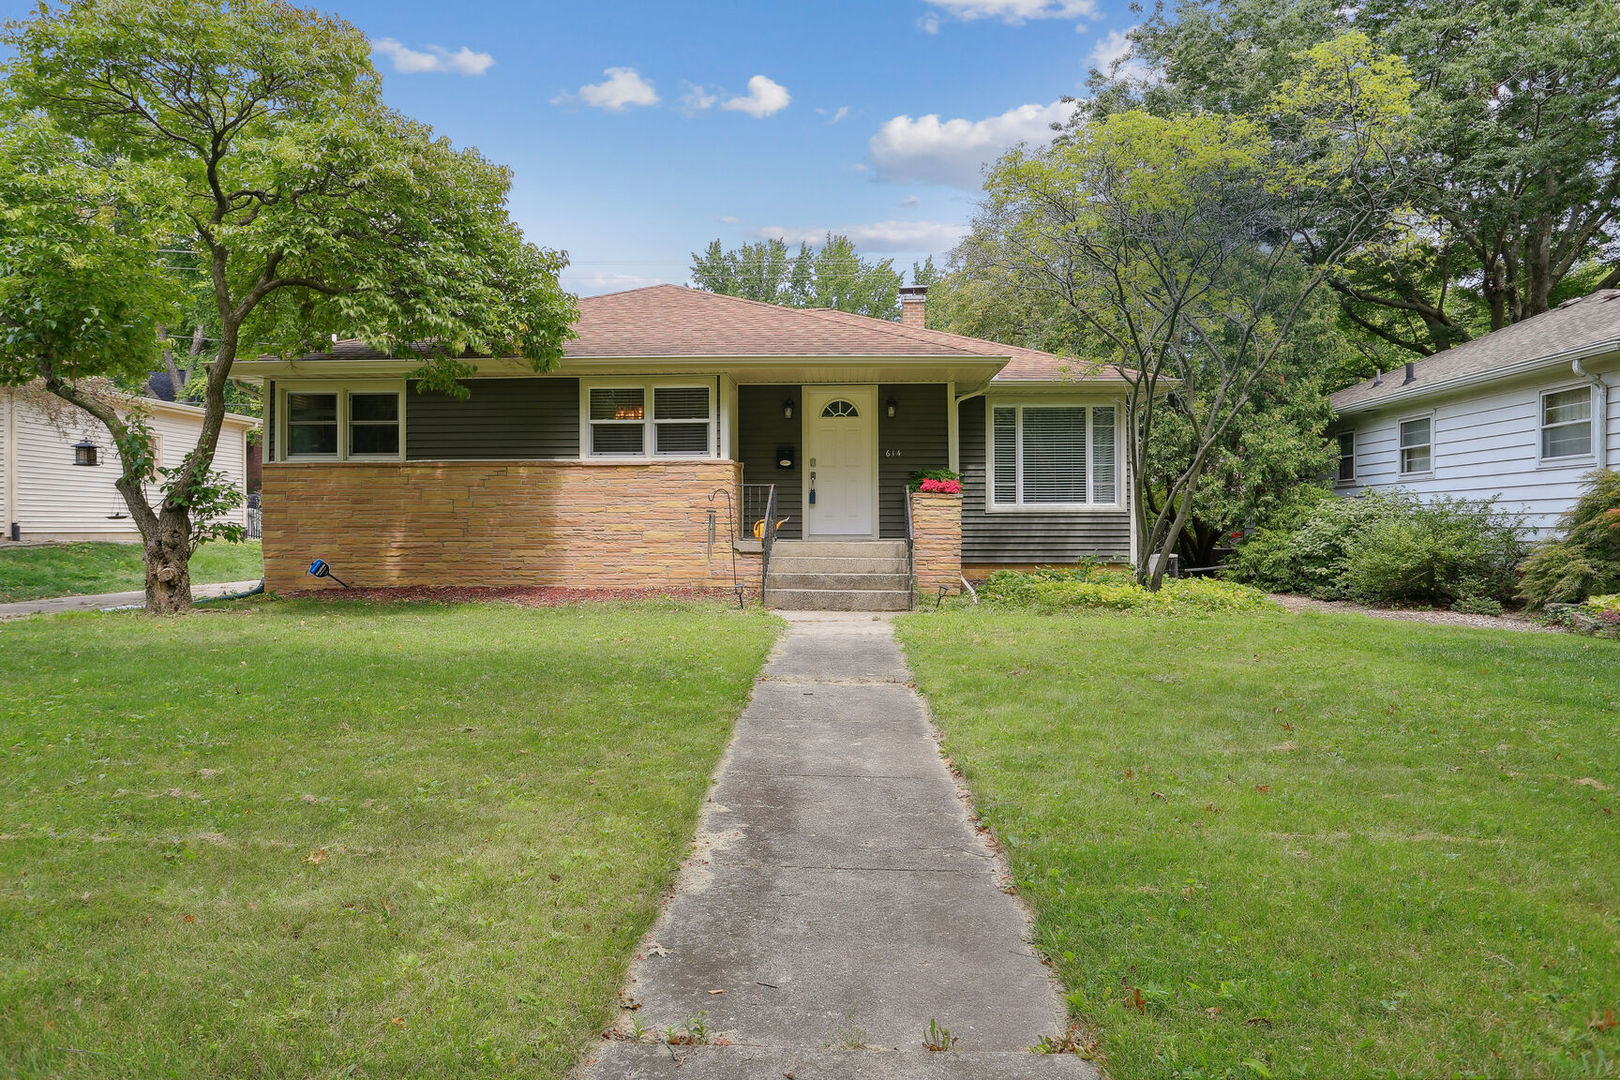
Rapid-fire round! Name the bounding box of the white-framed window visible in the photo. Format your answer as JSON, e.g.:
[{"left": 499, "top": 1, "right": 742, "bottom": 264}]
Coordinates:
[
  {"left": 1335, "top": 430, "right": 1355, "bottom": 483},
  {"left": 1397, "top": 414, "right": 1432, "bottom": 476},
  {"left": 583, "top": 380, "right": 715, "bottom": 458},
  {"left": 1540, "top": 385, "right": 1594, "bottom": 461},
  {"left": 276, "top": 382, "right": 404, "bottom": 462},
  {"left": 987, "top": 401, "right": 1119, "bottom": 509}
]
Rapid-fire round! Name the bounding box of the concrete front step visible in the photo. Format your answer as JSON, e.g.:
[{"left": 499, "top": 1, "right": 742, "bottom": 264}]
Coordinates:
[
  {"left": 769, "top": 555, "right": 911, "bottom": 575},
  {"left": 766, "top": 588, "right": 914, "bottom": 611},
  {"left": 771, "top": 540, "right": 909, "bottom": 559},
  {"left": 767, "top": 571, "right": 912, "bottom": 591}
]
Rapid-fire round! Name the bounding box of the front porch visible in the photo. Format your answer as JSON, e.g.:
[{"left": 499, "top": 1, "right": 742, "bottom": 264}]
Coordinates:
[{"left": 731, "top": 382, "right": 952, "bottom": 543}]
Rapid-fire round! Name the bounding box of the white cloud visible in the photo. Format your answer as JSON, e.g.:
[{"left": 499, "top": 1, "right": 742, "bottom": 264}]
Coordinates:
[
  {"left": 817, "top": 105, "right": 852, "bottom": 124},
  {"left": 553, "top": 67, "right": 660, "bottom": 111},
  {"left": 678, "top": 82, "right": 718, "bottom": 113},
  {"left": 717, "top": 215, "right": 740, "bottom": 224},
  {"left": 722, "top": 75, "right": 791, "bottom": 118},
  {"left": 922, "top": 0, "right": 1096, "bottom": 25},
  {"left": 562, "top": 269, "right": 670, "bottom": 296},
  {"left": 868, "top": 99, "right": 1072, "bottom": 187},
  {"left": 1088, "top": 28, "right": 1135, "bottom": 74},
  {"left": 899, "top": 194, "right": 922, "bottom": 208},
  {"left": 372, "top": 39, "right": 494, "bottom": 76},
  {"left": 752, "top": 220, "right": 970, "bottom": 253}
]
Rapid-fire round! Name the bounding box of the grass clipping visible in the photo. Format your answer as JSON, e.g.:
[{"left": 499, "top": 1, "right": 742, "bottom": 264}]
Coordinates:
[{"left": 977, "top": 567, "right": 1276, "bottom": 614}]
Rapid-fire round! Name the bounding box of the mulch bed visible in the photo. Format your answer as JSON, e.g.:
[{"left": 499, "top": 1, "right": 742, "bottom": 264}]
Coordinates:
[
  {"left": 284, "top": 584, "right": 754, "bottom": 608},
  {"left": 1271, "top": 593, "right": 1556, "bottom": 632}
]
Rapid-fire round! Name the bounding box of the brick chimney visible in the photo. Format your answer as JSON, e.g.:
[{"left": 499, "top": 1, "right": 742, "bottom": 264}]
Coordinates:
[{"left": 899, "top": 285, "right": 928, "bottom": 330}]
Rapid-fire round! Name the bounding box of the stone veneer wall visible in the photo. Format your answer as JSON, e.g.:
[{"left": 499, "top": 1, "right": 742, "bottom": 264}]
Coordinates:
[
  {"left": 262, "top": 460, "right": 747, "bottom": 594},
  {"left": 909, "top": 491, "right": 962, "bottom": 597}
]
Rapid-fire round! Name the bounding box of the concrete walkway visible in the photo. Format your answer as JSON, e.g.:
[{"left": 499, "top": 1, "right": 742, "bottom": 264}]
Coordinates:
[
  {"left": 586, "top": 613, "right": 1097, "bottom": 1079},
  {"left": 0, "top": 580, "right": 261, "bottom": 619}
]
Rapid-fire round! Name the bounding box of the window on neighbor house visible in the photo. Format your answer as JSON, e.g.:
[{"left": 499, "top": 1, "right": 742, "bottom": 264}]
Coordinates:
[
  {"left": 587, "top": 383, "right": 713, "bottom": 457},
  {"left": 989, "top": 403, "right": 1118, "bottom": 507},
  {"left": 286, "top": 391, "right": 339, "bottom": 456},
  {"left": 1336, "top": 431, "right": 1355, "bottom": 483},
  {"left": 1541, "top": 386, "right": 1593, "bottom": 460},
  {"left": 1398, "top": 416, "right": 1432, "bottom": 475}
]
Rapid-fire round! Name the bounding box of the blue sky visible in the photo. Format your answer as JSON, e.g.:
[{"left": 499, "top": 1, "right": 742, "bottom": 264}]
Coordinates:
[
  {"left": 7, "top": 0, "right": 1138, "bottom": 296},
  {"left": 349, "top": 0, "right": 1140, "bottom": 294}
]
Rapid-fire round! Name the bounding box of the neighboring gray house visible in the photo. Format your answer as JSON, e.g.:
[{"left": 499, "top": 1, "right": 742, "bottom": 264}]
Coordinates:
[{"left": 1328, "top": 289, "right": 1620, "bottom": 536}]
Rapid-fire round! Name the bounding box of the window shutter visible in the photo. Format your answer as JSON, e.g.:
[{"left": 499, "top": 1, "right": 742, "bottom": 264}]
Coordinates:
[
  {"left": 993, "top": 407, "right": 1017, "bottom": 503},
  {"left": 1091, "top": 407, "right": 1116, "bottom": 503},
  {"left": 1021, "top": 406, "right": 1086, "bottom": 503}
]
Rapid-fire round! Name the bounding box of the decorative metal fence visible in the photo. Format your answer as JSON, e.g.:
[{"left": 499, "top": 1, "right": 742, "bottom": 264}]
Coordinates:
[{"left": 245, "top": 492, "right": 262, "bottom": 539}]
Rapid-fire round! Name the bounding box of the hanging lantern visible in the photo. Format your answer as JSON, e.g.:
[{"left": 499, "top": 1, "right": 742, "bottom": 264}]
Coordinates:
[{"left": 72, "top": 438, "right": 99, "bottom": 466}]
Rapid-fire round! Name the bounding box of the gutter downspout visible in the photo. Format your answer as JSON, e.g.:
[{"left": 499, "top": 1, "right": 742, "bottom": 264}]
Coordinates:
[{"left": 1572, "top": 359, "right": 1610, "bottom": 470}]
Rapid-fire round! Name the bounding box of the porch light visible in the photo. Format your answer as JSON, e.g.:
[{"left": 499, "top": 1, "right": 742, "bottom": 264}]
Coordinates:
[
  {"left": 72, "top": 438, "right": 99, "bottom": 466},
  {"left": 886, "top": 397, "right": 898, "bottom": 418},
  {"left": 783, "top": 396, "right": 795, "bottom": 420}
]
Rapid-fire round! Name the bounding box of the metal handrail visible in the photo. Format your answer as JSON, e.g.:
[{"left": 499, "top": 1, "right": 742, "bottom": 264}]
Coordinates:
[{"left": 760, "top": 483, "right": 778, "bottom": 604}]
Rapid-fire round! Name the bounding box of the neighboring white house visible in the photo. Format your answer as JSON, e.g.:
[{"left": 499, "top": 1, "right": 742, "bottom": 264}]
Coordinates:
[
  {"left": 0, "top": 386, "right": 257, "bottom": 542},
  {"left": 1328, "top": 289, "right": 1620, "bottom": 537}
]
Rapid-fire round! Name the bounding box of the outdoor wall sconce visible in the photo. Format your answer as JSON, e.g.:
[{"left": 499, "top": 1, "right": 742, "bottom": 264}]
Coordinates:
[
  {"left": 782, "top": 397, "right": 795, "bottom": 420},
  {"left": 886, "top": 397, "right": 898, "bottom": 418},
  {"left": 72, "top": 438, "right": 99, "bottom": 466}
]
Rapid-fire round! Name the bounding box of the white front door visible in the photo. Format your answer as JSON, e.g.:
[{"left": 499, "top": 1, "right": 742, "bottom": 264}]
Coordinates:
[{"left": 803, "top": 386, "right": 877, "bottom": 537}]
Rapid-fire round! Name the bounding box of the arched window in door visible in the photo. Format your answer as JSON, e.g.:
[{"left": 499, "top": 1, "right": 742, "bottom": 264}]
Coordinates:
[{"left": 820, "top": 399, "right": 860, "bottom": 418}]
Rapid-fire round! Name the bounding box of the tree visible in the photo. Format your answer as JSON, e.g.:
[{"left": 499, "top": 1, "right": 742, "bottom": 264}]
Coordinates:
[
  {"left": 0, "top": 0, "right": 575, "bottom": 613},
  {"left": 973, "top": 34, "right": 1414, "bottom": 588},
  {"left": 689, "top": 233, "right": 902, "bottom": 318},
  {"left": 1095, "top": 0, "right": 1620, "bottom": 360}
]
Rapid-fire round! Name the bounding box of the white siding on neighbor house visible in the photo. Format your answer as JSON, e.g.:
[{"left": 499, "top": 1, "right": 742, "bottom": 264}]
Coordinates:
[
  {"left": 1335, "top": 371, "right": 1617, "bottom": 537},
  {"left": 1, "top": 389, "right": 251, "bottom": 541}
]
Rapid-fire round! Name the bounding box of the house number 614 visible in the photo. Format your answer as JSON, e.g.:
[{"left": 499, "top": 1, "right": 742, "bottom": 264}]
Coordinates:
[{"left": 884, "top": 450, "right": 903, "bottom": 457}]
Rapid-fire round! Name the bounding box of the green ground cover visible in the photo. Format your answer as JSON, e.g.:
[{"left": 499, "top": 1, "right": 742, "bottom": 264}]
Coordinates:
[
  {"left": 896, "top": 607, "right": 1620, "bottom": 1078},
  {"left": 0, "top": 599, "right": 779, "bottom": 1078},
  {"left": 0, "top": 541, "right": 264, "bottom": 603}
]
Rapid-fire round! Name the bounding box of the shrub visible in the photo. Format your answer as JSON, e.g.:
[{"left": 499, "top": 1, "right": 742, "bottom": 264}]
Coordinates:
[
  {"left": 978, "top": 567, "right": 1276, "bottom": 614},
  {"left": 1342, "top": 497, "right": 1525, "bottom": 606},
  {"left": 1225, "top": 490, "right": 1526, "bottom": 605},
  {"left": 1518, "top": 470, "right": 1620, "bottom": 607}
]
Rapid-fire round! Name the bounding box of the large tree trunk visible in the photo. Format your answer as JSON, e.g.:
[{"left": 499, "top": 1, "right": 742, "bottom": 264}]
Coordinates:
[{"left": 143, "top": 506, "right": 193, "bottom": 614}]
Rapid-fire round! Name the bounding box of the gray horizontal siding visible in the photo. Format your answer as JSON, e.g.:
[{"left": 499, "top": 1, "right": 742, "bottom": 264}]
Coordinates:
[
  {"left": 406, "top": 377, "right": 579, "bottom": 460},
  {"left": 737, "top": 385, "right": 803, "bottom": 540},
  {"left": 959, "top": 397, "right": 1131, "bottom": 563},
  {"left": 879, "top": 384, "right": 950, "bottom": 540}
]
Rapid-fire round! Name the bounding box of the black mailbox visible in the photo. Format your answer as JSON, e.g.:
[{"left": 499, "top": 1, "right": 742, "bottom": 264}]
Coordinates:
[{"left": 776, "top": 445, "right": 795, "bottom": 470}]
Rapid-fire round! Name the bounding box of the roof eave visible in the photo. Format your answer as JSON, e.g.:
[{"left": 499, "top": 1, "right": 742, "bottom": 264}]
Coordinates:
[{"left": 1330, "top": 338, "right": 1620, "bottom": 417}]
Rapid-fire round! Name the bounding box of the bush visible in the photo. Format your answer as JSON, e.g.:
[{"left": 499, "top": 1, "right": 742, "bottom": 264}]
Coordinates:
[
  {"left": 1225, "top": 490, "right": 1527, "bottom": 606},
  {"left": 1342, "top": 497, "right": 1525, "bottom": 607},
  {"left": 978, "top": 566, "right": 1276, "bottom": 614},
  {"left": 1518, "top": 470, "right": 1620, "bottom": 607}
]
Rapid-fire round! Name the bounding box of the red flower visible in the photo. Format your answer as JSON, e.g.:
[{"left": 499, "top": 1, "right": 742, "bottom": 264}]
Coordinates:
[{"left": 918, "top": 478, "right": 962, "bottom": 494}]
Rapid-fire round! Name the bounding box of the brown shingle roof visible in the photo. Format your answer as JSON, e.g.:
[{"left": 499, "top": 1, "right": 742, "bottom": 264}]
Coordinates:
[
  {"left": 1330, "top": 289, "right": 1620, "bottom": 414},
  {"left": 286, "top": 284, "right": 1128, "bottom": 382}
]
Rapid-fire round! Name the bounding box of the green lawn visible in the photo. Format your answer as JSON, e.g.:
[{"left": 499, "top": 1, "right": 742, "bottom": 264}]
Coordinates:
[
  {"left": 0, "top": 541, "right": 264, "bottom": 603},
  {"left": 895, "top": 607, "right": 1620, "bottom": 1079},
  {"left": 0, "top": 599, "right": 779, "bottom": 1078}
]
